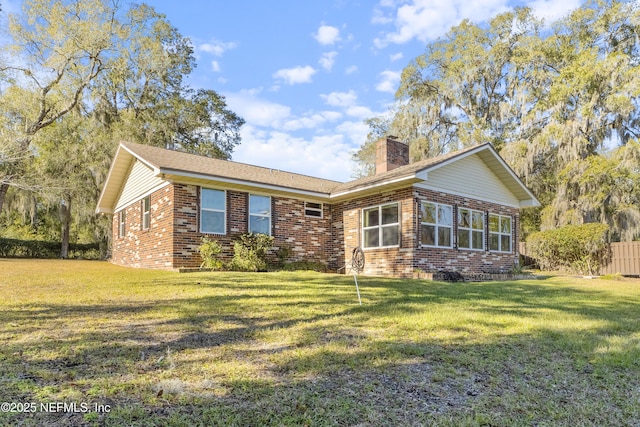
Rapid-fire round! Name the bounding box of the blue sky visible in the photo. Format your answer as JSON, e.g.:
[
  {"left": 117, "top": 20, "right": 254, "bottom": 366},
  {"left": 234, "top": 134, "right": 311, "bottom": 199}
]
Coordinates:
[{"left": 5, "top": 0, "right": 583, "bottom": 182}]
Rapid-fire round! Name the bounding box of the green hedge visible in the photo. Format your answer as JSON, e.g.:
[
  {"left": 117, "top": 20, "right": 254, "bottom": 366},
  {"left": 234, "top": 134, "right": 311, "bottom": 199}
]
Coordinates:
[
  {"left": 526, "top": 223, "right": 609, "bottom": 275},
  {"left": 0, "top": 238, "right": 101, "bottom": 260}
]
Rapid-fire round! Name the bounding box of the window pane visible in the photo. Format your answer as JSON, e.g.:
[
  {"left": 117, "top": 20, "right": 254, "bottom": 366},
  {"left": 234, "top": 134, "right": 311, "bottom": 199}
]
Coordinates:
[
  {"left": 458, "top": 230, "right": 470, "bottom": 248},
  {"left": 381, "top": 204, "right": 398, "bottom": 225},
  {"left": 501, "top": 217, "right": 511, "bottom": 233},
  {"left": 422, "top": 202, "right": 436, "bottom": 224},
  {"left": 202, "top": 211, "right": 225, "bottom": 234},
  {"left": 364, "top": 208, "right": 379, "bottom": 227},
  {"left": 438, "top": 227, "right": 451, "bottom": 247},
  {"left": 489, "top": 234, "right": 499, "bottom": 251},
  {"left": 364, "top": 228, "right": 379, "bottom": 248},
  {"left": 249, "top": 215, "right": 270, "bottom": 235},
  {"left": 459, "top": 209, "right": 470, "bottom": 228},
  {"left": 249, "top": 195, "right": 271, "bottom": 215},
  {"left": 472, "top": 230, "right": 483, "bottom": 249},
  {"left": 382, "top": 225, "right": 399, "bottom": 246},
  {"left": 202, "top": 189, "right": 225, "bottom": 210},
  {"left": 472, "top": 211, "right": 484, "bottom": 230},
  {"left": 306, "top": 202, "right": 321, "bottom": 210},
  {"left": 438, "top": 205, "right": 452, "bottom": 226},
  {"left": 501, "top": 235, "right": 511, "bottom": 252},
  {"left": 421, "top": 224, "right": 435, "bottom": 246},
  {"left": 489, "top": 215, "right": 499, "bottom": 232}
]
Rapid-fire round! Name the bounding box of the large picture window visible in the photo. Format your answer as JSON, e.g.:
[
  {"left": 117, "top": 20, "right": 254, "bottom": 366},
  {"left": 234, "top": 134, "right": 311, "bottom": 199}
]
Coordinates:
[
  {"left": 201, "top": 188, "right": 226, "bottom": 234},
  {"left": 363, "top": 203, "right": 400, "bottom": 248},
  {"left": 249, "top": 194, "right": 271, "bottom": 235},
  {"left": 458, "top": 208, "right": 484, "bottom": 250},
  {"left": 489, "top": 214, "right": 512, "bottom": 252},
  {"left": 420, "top": 201, "right": 452, "bottom": 247}
]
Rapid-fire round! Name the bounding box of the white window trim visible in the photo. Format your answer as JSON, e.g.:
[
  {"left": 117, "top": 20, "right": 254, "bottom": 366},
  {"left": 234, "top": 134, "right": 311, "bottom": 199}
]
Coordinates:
[
  {"left": 249, "top": 194, "right": 272, "bottom": 236},
  {"left": 362, "top": 202, "right": 400, "bottom": 249},
  {"left": 118, "top": 210, "right": 126, "bottom": 238},
  {"left": 489, "top": 213, "right": 513, "bottom": 253},
  {"left": 200, "top": 188, "right": 227, "bottom": 235},
  {"left": 142, "top": 196, "right": 151, "bottom": 230},
  {"left": 304, "top": 202, "right": 323, "bottom": 218},
  {"left": 420, "top": 201, "right": 453, "bottom": 248},
  {"left": 458, "top": 207, "right": 485, "bottom": 251}
]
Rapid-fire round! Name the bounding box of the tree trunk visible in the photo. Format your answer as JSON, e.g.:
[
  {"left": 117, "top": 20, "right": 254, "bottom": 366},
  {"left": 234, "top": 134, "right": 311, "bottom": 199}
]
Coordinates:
[
  {"left": 60, "top": 195, "right": 72, "bottom": 258},
  {"left": 0, "top": 183, "right": 8, "bottom": 215}
]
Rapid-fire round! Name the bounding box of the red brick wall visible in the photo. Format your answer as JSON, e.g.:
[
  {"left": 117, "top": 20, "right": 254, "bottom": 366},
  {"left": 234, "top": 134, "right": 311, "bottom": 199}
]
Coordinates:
[
  {"left": 111, "top": 185, "right": 174, "bottom": 268},
  {"left": 332, "top": 187, "right": 520, "bottom": 277},
  {"left": 111, "top": 182, "right": 521, "bottom": 275},
  {"left": 334, "top": 188, "right": 416, "bottom": 277},
  {"left": 111, "top": 184, "right": 348, "bottom": 271},
  {"left": 413, "top": 188, "right": 519, "bottom": 275}
]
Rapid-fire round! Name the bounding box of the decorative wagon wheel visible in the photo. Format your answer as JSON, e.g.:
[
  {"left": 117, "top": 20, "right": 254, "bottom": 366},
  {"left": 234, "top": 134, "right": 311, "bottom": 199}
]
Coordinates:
[{"left": 351, "top": 247, "right": 365, "bottom": 274}]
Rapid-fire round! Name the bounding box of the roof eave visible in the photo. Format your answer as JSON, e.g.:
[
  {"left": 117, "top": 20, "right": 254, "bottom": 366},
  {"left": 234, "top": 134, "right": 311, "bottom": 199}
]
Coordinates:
[
  {"left": 329, "top": 174, "right": 420, "bottom": 201},
  {"left": 160, "top": 168, "right": 333, "bottom": 200}
]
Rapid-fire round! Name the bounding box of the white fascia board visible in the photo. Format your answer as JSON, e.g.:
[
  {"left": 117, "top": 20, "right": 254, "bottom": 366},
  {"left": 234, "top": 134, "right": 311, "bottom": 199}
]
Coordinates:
[
  {"left": 329, "top": 174, "right": 419, "bottom": 200},
  {"left": 161, "top": 168, "right": 332, "bottom": 200}
]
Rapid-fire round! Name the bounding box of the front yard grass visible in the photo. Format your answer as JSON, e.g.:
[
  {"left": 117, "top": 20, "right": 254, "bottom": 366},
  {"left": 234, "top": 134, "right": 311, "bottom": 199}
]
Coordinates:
[{"left": 1, "top": 259, "right": 640, "bottom": 426}]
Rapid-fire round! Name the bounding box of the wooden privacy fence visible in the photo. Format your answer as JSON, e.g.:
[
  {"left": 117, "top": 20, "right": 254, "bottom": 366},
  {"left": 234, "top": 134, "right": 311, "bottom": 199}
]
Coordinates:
[
  {"left": 599, "top": 241, "right": 640, "bottom": 276},
  {"left": 520, "top": 241, "right": 640, "bottom": 276}
]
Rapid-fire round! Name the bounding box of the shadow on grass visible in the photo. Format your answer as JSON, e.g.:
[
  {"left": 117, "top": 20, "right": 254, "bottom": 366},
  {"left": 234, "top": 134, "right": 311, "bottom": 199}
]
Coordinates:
[{"left": 2, "top": 272, "right": 640, "bottom": 425}]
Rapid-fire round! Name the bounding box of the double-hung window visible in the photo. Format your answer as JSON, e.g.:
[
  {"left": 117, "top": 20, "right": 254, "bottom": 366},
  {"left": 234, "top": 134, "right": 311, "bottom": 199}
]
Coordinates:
[
  {"left": 458, "top": 208, "right": 484, "bottom": 250},
  {"left": 420, "top": 201, "right": 452, "bottom": 247},
  {"left": 363, "top": 203, "right": 400, "bottom": 248},
  {"left": 118, "top": 210, "right": 126, "bottom": 238},
  {"left": 249, "top": 194, "right": 271, "bottom": 235},
  {"left": 489, "top": 214, "right": 512, "bottom": 252},
  {"left": 201, "top": 188, "right": 226, "bottom": 234},
  {"left": 142, "top": 196, "right": 151, "bottom": 230}
]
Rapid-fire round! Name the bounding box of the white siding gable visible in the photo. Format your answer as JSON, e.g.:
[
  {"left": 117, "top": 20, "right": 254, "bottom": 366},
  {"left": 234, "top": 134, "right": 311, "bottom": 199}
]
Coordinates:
[
  {"left": 114, "top": 159, "right": 169, "bottom": 212},
  {"left": 417, "top": 153, "right": 520, "bottom": 207}
]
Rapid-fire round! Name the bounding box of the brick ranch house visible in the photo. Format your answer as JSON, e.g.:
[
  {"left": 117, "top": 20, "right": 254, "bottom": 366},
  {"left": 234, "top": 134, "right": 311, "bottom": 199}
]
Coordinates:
[{"left": 96, "top": 138, "right": 539, "bottom": 277}]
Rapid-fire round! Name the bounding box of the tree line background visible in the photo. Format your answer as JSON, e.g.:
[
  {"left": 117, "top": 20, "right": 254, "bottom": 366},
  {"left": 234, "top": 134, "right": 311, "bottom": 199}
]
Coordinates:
[
  {"left": 0, "top": 0, "right": 244, "bottom": 257},
  {"left": 1, "top": 0, "right": 639, "bottom": 260},
  {"left": 355, "top": 0, "right": 640, "bottom": 243}
]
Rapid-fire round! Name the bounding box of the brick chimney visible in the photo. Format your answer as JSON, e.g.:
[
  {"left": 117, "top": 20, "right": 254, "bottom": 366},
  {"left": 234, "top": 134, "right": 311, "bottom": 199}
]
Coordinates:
[{"left": 376, "top": 136, "right": 409, "bottom": 174}]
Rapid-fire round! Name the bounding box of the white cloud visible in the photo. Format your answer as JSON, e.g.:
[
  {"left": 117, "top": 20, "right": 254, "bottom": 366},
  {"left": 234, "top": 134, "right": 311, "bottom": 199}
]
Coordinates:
[
  {"left": 198, "top": 40, "right": 238, "bottom": 56},
  {"left": 390, "top": 52, "right": 404, "bottom": 61},
  {"left": 527, "top": 0, "right": 581, "bottom": 22},
  {"left": 282, "top": 111, "right": 342, "bottom": 131},
  {"left": 373, "top": 0, "right": 513, "bottom": 48},
  {"left": 224, "top": 89, "right": 291, "bottom": 128},
  {"left": 314, "top": 24, "right": 341, "bottom": 45},
  {"left": 211, "top": 60, "right": 221, "bottom": 72},
  {"left": 319, "top": 51, "right": 338, "bottom": 71},
  {"left": 232, "top": 126, "right": 355, "bottom": 182},
  {"left": 345, "top": 65, "right": 358, "bottom": 75},
  {"left": 337, "top": 120, "right": 370, "bottom": 146},
  {"left": 345, "top": 105, "right": 373, "bottom": 119},
  {"left": 273, "top": 65, "right": 317, "bottom": 85},
  {"left": 321, "top": 90, "right": 358, "bottom": 107},
  {"left": 376, "top": 70, "right": 401, "bottom": 93}
]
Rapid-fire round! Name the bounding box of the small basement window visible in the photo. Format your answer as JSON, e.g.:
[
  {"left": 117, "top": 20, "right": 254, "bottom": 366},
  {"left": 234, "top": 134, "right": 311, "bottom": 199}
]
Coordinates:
[{"left": 304, "top": 202, "right": 323, "bottom": 218}]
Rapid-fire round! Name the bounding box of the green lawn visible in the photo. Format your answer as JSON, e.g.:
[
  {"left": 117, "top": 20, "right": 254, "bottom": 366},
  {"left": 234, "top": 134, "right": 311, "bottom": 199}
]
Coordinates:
[{"left": 1, "top": 259, "right": 640, "bottom": 426}]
